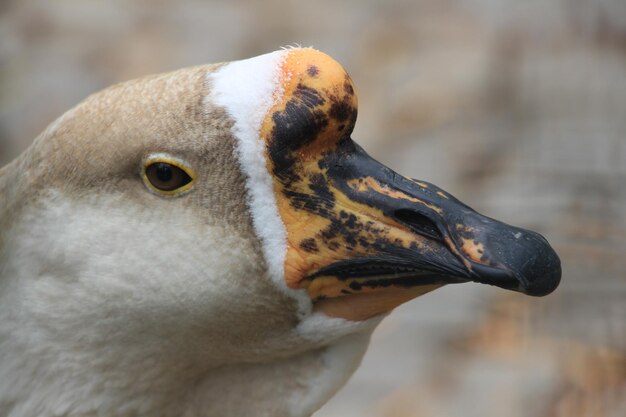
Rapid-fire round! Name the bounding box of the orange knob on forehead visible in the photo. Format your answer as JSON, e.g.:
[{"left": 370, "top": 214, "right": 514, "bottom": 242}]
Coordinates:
[
  {"left": 261, "top": 48, "right": 358, "bottom": 178},
  {"left": 257, "top": 48, "right": 366, "bottom": 291}
]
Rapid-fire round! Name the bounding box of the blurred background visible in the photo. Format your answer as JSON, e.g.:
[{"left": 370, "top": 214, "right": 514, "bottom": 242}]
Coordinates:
[{"left": 1, "top": 0, "right": 625, "bottom": 416}]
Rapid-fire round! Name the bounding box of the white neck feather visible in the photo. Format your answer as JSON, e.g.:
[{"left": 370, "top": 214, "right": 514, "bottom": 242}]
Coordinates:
[{"left": 209, "top": 50, "right": 313, "bottom": 319}]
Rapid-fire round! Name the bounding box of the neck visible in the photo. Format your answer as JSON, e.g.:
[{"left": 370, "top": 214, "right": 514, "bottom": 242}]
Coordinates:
[
  {"left": 185, "top": 331, "right": 372, "bottom": 417},
  {"left": 0, "top": 201, "right": 377, "bottom": 417},
  {"left": 0, "top": 313, "right": 372, "bottom": 417}
]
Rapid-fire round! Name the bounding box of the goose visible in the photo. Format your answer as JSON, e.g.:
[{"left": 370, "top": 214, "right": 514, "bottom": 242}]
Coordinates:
[{"left": 0, "top": 47, "right": 560, "bottom": 417}]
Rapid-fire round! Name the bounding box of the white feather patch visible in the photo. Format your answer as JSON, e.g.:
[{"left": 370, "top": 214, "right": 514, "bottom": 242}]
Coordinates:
[{"left": 208, "top": 50, "right": 312, "bottom": 317}]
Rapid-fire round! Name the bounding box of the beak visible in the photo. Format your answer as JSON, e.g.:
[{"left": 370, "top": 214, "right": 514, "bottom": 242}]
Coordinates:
[
  {"left": 256, "top": 48, "right": 561, "bottom": 314},
  {"left": 313, "top": 140, "right": 562, "bottom": 298}
]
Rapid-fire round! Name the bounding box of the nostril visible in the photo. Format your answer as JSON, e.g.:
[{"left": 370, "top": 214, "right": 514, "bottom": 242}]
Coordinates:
[{"left": 394, "top": 209, "right": 443, "bottom": 241}]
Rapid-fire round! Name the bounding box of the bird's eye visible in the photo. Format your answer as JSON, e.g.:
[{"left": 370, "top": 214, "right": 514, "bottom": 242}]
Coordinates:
[{"left": 142, "top": 158, "right": 195, "bottom": 195}]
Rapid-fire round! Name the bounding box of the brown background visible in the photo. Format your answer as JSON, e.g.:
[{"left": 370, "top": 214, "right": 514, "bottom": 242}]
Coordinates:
[{"left": 1, "top": 1, "right": 625, "bottom": 416}]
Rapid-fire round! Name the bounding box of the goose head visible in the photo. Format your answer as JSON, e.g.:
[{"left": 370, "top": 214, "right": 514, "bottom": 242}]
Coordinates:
[{"left": 0, "top": 47, "right": 560, "bottom": 417}]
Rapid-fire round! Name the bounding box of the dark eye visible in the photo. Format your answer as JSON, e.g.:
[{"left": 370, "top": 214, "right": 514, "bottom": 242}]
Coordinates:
[{"left": 144, "top": 162, "right": 193, "bottom": 193}]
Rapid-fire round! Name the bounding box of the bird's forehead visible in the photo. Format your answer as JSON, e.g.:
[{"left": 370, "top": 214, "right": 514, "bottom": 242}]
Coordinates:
[
  {"left": 27, "top": 62, "right": 246, "bottom": 198},
  {"left": 19, "top": 61, "right": 261, "bottom": 241}
]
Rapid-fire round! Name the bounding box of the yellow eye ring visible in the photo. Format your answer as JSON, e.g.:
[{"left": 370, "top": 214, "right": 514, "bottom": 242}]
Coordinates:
[{"left": 141, "top": 154, "right": 197, "bottom": 196}]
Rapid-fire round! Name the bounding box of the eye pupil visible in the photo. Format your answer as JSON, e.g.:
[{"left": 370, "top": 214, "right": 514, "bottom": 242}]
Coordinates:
[
  {"left": 144, "top": 160, "right": 194, "bottom": 194},
  {"left": 155, "top": 163, "right": 173, "bottom": 182}
]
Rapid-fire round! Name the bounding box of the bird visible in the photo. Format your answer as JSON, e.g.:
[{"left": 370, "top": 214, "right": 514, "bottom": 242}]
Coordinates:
[{"left": 0, "top": 47, "right": 561, "bottom": 417}]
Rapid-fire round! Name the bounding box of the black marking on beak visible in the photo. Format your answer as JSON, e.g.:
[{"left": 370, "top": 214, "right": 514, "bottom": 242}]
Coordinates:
[{"left": 314, "top": 139, "right": 561, "bottom": 297}]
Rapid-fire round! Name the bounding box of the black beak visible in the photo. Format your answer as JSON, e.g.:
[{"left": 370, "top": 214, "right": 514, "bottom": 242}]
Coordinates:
[
  {"left": 444, "top": 212, "right": 561, "bottom": 296},
  {"left": 314, "top": 140, "right": 561, "bottom": 297}
]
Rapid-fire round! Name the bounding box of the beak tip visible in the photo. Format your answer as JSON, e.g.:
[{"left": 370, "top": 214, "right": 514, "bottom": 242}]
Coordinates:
[
  {"left": 467, "top": 230, "right": 562, "bottom": 297},
  {"left": 518, "top": 247, "right": 562, "bottom": 297}
]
